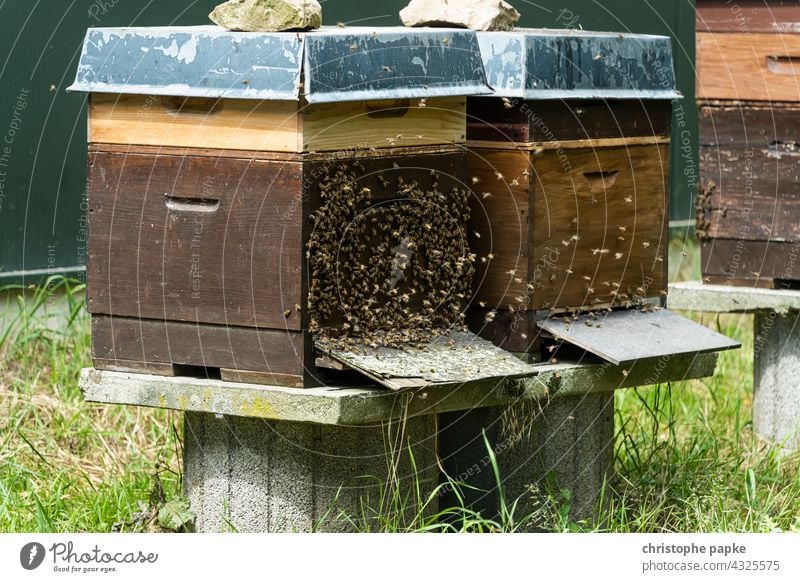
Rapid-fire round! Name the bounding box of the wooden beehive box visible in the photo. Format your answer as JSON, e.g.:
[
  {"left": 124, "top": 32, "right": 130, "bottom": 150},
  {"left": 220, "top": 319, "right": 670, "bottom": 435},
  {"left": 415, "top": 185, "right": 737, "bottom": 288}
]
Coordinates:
[
  {"left": 69, "top": 26, "right": 552, "bottom": 389},
  {"left": 464, "top": 29, "right": 737, "bottom": 364},
  {"left": 696, "top": 1, "right": 800, "bottom": 288}
]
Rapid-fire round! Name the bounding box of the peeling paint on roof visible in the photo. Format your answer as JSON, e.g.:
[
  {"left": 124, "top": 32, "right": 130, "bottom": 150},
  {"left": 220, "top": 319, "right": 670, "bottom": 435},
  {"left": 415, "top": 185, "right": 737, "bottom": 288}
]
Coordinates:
[
  {"left": 68, "top": 26, "right": 491, "bottom": 103},
  {"left": 476, "top": 29, "right": 681, "bottom": 100}
]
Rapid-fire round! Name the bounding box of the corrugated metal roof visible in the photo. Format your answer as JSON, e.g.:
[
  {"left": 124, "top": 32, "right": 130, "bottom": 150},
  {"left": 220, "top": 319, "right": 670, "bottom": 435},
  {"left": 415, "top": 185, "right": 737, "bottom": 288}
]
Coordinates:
[
  {"left": 68, "top": 26, "right": 491, "bottom": 103},
  {"left": 477, "top": 29, "right": 681, "bottom": 100}
]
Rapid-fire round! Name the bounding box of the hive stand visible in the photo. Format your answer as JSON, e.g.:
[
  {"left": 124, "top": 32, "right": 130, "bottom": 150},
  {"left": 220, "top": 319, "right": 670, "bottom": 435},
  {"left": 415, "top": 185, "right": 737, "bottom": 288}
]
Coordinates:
[
  {"left": 670, "top": 281, "right": 800, "bottom": 450},
  {"left": 80, "top": 353, "right": 718, "bottom": 532}
]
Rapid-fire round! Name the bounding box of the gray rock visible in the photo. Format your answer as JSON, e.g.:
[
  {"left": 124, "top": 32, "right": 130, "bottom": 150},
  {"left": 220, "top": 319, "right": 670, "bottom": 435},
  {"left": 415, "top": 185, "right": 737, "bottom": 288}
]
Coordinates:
[
  {"left": 400, "top": 0, "right": 520, "bottom": 31},
  {"left": 210, "top": 0, "right": 322, "bottom": 32}
]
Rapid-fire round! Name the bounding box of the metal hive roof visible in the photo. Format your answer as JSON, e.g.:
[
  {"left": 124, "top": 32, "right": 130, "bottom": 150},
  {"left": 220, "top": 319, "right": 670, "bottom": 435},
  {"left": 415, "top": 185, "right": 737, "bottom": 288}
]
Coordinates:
[
  {"left": 477, "top": 29, "right": 681, "bottom": 100},
  {"left": 68, "top": 26, "right": 492, "bottom": 103}
]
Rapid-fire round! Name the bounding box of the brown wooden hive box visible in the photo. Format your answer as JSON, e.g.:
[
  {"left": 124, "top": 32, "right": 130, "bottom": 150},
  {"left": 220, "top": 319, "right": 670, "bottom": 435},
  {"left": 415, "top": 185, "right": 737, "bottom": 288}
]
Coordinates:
[
  {"left": 696, "top": 1, "right": 800, "bottom": 288},
  {"left": 464, "top": 31, "right": 677, "bottom": 359},
  {"left": 69, "top": 26, "right": 493, "bottom": 387}
]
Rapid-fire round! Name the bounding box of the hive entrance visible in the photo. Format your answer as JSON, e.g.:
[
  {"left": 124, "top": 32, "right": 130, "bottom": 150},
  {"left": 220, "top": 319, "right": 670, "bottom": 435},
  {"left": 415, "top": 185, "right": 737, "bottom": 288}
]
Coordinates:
[{"left": 308, "top": 160, "right": 475, "bottom": 350}]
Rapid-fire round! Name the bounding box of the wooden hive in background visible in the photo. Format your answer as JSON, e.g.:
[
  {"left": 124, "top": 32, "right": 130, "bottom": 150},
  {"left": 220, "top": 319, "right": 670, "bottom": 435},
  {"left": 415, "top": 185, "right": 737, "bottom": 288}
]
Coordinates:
[
  {"left": 68, "top": 26, "right": 501, "bottom": 388},
  {"left": 696, "top": 0, "right": 800, "bottom": 287},
  {"left": 465, "top": 29, "right": 737, "bottom": 364}
]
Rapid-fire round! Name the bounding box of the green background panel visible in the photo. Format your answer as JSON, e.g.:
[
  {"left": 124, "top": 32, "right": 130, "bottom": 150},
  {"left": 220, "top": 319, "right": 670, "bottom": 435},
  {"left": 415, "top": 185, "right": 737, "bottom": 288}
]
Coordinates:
[{"left": 0, "top": 0, "right": 697, "bottom": 283}]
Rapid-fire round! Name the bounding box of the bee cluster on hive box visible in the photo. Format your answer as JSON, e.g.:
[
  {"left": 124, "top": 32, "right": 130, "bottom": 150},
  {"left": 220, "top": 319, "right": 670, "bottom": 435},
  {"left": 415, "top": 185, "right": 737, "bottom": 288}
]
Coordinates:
[
  {"left": 465, "top": 30, "right": 678, "bottom": 361},
  {"left": 696, "top": 0, "right": 800, "bottom": 288},
  {"left": 69, "top": 26, "right": 493, "bottom": 387}
]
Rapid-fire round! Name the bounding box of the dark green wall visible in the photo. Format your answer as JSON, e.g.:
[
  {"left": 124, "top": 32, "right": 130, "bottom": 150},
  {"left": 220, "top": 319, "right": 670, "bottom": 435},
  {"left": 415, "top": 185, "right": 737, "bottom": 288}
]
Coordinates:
[{"left": 0, "top": 0, "right": 697, "bottom": 283}]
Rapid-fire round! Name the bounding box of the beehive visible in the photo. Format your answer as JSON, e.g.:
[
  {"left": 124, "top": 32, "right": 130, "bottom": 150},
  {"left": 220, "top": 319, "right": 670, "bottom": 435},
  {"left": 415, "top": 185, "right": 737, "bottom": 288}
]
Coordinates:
[
  {"left": 696, "top": 1, "right": 800, "bottom": 288},
  {"left": 465, "top": 30, "right": 678, "bottom": 360},
  {"left": 69, "top": 26, "right": 497, "bottom": 387}
]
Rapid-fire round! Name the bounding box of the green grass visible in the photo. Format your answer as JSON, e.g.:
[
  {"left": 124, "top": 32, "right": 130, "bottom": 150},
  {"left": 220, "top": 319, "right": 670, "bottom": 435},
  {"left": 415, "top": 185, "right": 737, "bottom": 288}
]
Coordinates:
[
  {"left": 0, "top": 277, "right": 183, "bottom": 532},
  {"left": 1, "top": 244, "right": 799, "bottom": 532}
]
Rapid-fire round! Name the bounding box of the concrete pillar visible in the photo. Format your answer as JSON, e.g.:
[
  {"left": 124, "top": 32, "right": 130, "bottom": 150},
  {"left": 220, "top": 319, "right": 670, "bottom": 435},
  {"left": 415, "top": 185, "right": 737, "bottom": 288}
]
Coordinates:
[
  {"left": 439, "top": 392, "right": 615, "bottom": 528},
  {"left": 753, "top": 311, "right": 800, "bottom": 450},
  {"left": 184, "top": 412, "right": 438, "bottom": 532}
]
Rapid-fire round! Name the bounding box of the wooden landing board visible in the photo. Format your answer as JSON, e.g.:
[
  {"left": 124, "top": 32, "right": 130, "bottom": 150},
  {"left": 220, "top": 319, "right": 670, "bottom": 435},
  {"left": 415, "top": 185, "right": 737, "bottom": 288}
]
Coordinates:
[
  {"left": 538, "top": 309, "right": 740, "bottom": 366},
  {"left": 319, "top": 331, "right": 538, "bottom": 391}
]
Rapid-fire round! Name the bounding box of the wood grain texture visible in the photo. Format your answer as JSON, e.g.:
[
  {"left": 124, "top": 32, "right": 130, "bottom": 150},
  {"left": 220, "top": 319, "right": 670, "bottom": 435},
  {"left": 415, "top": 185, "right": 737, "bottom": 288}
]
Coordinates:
[
  {"left": 89, "top": 93, "right": 301, "bottom": 151},
  {"left": 702, "top": 238, "right": 800, "bottom": 282},
  {"left": 91, "top": 315, "right": 307, "bottom": 384},
  {"left": 465, "top": 308, "right": 539, "bottom": 355},
  {"left": 468, "top": 136, "right": 670, "bottom": 152},
  {"left": 468, "top": 148, "right": 531, "bottom": 306},
  {"left": 708, "top": 204, "right": 800, "bottom": 241},
  {"left": 696, "top": 0, "right": 800, "bottom": 33},
  {"left": 698, "top": 102, "right": 800, "bottom": 145},
  {"left": 697, "top": 32, "right": 800, "bottom": 102},
  {"left": 468, "top": 145, "right": 669, "bottom": 311},
  {"left": 219, "top": 369, "right": 306, "bottom": 387},
  {"left": 88, "top": 143, "right": 459, "bottom": 162},
  {"left": 302, "top": 97, "right": 465, "bottom": 151},
  {"left": 92, "top": 357, "right": 174, "bottom": 376},
  {"left": 700, "top": 145, "right": 800, "bottom": 204},
  {"left": 88, "top": 150, "right": 304, "bottom": 330},
  {"left": 531, "top": 144, "right": 669, "bottom": 310},
  {"left": 467, "top": 98, "right": 672, "bottom": 144}
]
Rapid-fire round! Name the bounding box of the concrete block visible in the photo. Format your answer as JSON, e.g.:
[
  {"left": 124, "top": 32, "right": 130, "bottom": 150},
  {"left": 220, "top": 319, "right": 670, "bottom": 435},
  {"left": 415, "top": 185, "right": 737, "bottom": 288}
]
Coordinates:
[
  {"left": 439, "top": 392, "right": 614, "bottom": 529},
  {"left": 184, "top": 412, "right": 437, "bottom": 532},
  {"left": 754, "top": 312, "right": 800, "bottom": 450}
]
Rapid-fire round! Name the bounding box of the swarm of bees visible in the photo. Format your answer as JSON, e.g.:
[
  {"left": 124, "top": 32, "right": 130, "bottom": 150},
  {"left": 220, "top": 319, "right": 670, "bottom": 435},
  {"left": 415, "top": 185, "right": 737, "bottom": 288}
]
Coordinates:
[{"left": 307, "top": 162, "right": 475, "bottom": 350}]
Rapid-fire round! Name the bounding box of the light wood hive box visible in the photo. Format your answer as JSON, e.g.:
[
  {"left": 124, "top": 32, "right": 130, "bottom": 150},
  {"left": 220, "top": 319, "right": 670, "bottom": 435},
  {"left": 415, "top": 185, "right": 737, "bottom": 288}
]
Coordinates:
[
  {"left": 696, "top": 0, "right": 800, "bottom": 288},
  {"left": 465, "top": 30, "right": 677, "bottom": 359},
  {"left": 69, "top": 26, "right": 491, "bottom": 387}
]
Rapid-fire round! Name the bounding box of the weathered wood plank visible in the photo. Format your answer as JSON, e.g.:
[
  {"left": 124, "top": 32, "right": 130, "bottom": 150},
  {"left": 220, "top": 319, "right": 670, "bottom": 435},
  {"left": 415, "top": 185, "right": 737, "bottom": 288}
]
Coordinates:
[
  {"left": 697, "top": 32, "right": 800, "bottom": 102},
  {"left": 700, "top": 145, "right": 800, "bottom": 206},
  {"left": 467, "top": 98, "right": 672, "bottom": 144},
  {"left": 219, "top": 369, "right": 306, "bottom": 388},
  {"left": 91, "top": 315, "right": 307, "bottom": 384},
  {"left": 90, "top": 93, "right": 302, "bottom": 152},
  {"left": 468, "top": 148, "right": 531, "bottom": 306},
  {"left": 698, "top": 103, "right": 800, "bottom": 146},
  {"left": 538, "top": 309, "right": 740, "bottom": 365},
  {"left": 465, "top": 308, "right": 539, "bottom": 355},
  {"left": 701, "top": 239, "right": 800, "bottom": 282},
  {"left": 531, "top": 144, "right": 669, "bottom": 310},
  {"left": 87, "top": 151, "right": 304, "bottom": 330},
  {"left": 319, "top": 330, "right": 538, "bottom": 391},
  {"left": 302, "top": 97, "right": 465, "bottom": 151},
  {"left": 696, "top": 0, "right": 800, "bottom": 33}
]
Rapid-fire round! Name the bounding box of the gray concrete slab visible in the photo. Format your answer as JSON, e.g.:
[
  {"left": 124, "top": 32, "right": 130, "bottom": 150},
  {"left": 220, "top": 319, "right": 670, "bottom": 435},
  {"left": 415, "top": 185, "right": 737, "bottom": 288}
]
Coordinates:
[
  {"left": 669, "top": 281, "right": 800, "bottom": 315},
  {"left": 80, "top": 352, "right": 718, "bottom": 425}
]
